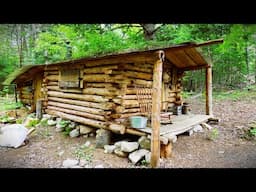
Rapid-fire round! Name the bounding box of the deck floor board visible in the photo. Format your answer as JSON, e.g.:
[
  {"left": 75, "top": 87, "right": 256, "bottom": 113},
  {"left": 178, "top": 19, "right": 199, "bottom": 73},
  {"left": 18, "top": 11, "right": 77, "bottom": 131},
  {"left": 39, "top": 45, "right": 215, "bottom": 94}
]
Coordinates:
[{"left": 130, "top": 114, "right": 211, "bottom": 136}]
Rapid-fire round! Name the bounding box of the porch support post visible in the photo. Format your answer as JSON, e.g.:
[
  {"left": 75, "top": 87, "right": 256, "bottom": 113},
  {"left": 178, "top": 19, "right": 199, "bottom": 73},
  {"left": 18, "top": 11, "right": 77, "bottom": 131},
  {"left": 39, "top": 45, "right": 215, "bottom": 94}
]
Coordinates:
[
  {"left": 151, "top": 51, "right": 164, "bottom": 168},
  {"left": 206, "top": 65, "right": 213, "bottom": 116}
]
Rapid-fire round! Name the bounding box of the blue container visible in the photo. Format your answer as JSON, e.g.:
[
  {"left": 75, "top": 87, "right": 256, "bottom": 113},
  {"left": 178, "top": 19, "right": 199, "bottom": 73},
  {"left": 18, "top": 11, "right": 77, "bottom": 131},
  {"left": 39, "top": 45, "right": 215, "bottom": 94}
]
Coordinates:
[{"left": 129, "top": 116, "right": 148, "bottom": 129}]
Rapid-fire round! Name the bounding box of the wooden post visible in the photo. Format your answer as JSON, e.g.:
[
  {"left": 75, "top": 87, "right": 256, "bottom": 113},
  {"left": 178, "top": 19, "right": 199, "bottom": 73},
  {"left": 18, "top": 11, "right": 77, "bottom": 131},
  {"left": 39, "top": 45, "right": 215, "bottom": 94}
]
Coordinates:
[
  {"left": 14, "top": 84, "right": 18, "bottom": 103},
  {"left": 36, "top": 99, "right": 42, "bottom": 119},
  {"left": 206, "top": 65, "right": 213, "bottom": 116},
  {"left": 151, "top": 51, "right": 164, "bottom": 168}
]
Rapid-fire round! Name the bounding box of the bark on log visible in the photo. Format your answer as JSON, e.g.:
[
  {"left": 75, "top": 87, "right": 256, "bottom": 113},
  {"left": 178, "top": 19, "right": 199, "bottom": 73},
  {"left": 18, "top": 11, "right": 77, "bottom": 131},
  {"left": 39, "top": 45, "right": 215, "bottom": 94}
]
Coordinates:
[
  {"left": 48, "top": 96, "right": 114, "bottom": 110},
  {"left": 47, "top": 106, "right": 105, "bottom": 121},
  {"left": 109, "top": 123, "right": 126, "bottom": 134},
  {"left": 111, "top": 112, "right": 142, "bottom": 119},
  {"left": 83, "top": 88, "right": 119, "bottom": 96},
  {"left": 47, "top": 101, "right": 108, "bottom": 115},
  {"left": 119, "top": 63, "right": 152, "bottom": 73},
  {"left": 85, "top": 83, "right": 115, "bottom": 88},
  {"left": 46, "top": 75, "right": 59, "bottom": 81},
  {"left": 124, "top": 71, "right": 152, "bottom": 80},
  {"left": 45, "top": 109, "right": 107, "bottom": 129},
  {"left": 46, "top": 86, "right": 82, "bottom": 93},
  {"left": 44, "top": 71, "right": 58, "bottom": 76},
  {"left": 84, "top": 65, "right": 118, "bottom": 74},
  {"left": 83, "top": 74, "right": 110, "bottom": 82},
  {"left": 47, "top": 91, "right": 109, "bottom": 103},
  {"left": 125, "top": 128, "right": 147, "bottom": 136},
  {"left": 130, "top": 79, "right": 152, "bottom": 87}
]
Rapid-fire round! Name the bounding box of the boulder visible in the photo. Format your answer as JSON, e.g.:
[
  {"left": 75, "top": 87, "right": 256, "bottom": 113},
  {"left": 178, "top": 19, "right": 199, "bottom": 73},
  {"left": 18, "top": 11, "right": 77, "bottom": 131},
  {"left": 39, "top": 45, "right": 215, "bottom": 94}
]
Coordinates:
[
  {"left": 62, "top": 159, "right": 79, "bottom": 168},
  {"left": 120, "top": 141, "right": 139, "bottom": 153},
  {"left": 138, "top": 136, "right": 151, "bottom": 150},
  {"left": 0, "top": 124, "right": 28, "bottom": 148},
  {"left": 128, "top": 149, "right": 149, "bottom": 164},
  {"left": 69, "top": 129, "right": 79, "bottom": 138}
]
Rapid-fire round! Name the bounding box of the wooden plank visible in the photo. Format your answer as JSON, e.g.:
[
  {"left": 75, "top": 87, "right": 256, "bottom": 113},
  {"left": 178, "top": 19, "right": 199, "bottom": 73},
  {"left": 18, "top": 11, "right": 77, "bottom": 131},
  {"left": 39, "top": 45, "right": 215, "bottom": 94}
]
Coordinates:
[
  {"left": 173, "top": 49, "right": 197, "bottom": 67},
  {"left": 136, "top": 114, "right": 211, "bottom": 135}
]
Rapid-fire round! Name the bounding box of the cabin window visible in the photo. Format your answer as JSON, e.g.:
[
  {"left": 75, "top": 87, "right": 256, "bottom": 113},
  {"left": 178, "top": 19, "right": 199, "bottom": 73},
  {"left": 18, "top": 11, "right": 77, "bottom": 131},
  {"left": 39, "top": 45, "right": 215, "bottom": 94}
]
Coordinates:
[{"left": 59, "top": 68, "right": 83, "bottom": 89}]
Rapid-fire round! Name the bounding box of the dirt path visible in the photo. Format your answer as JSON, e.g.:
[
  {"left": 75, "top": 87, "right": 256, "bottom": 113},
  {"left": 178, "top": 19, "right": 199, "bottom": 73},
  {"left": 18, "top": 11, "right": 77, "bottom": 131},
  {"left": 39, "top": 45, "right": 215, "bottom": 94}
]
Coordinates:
[{"left": 1, "top": 94, "right": 256, "bottom": 168}]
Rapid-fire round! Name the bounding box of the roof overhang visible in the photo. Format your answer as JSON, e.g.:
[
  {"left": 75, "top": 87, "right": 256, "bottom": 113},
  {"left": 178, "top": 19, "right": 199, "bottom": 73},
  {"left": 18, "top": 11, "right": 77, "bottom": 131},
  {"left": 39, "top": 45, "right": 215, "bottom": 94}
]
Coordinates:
[{"left": 3, "top": 39, "right": 223, "bottom": 85}]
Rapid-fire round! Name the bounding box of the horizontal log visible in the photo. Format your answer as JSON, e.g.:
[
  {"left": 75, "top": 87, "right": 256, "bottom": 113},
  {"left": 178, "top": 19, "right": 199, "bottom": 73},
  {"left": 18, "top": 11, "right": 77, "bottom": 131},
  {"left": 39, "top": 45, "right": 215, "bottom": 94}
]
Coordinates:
[
  {"left": 48, "top": 96, "right": 114, "bottom": 110},
  {"left": 47, "top": 106, "right": 105, "bottom": 121},
  {"left": 83, "top": 74, "right": 110, "bottom": 82},
  {"left": 130, "top": 79, "right": 152, "bottom": 87},
  {"left": 111, "top": 112, "right": 142, "bottom": 119},
  {"left": 125, "top": 128, "right": 147, "bottom": 136},
  {"left": 126, "top": 88, "right": 153, "bottom": 95},
  {"left": 115, "top": 106, "right": 141, "bottom": 114},
  {"left": 124, "top": 71, "right": 152, "bottom": 80},
  {"left": 109, "top": 123, "right": 126, "bottom": 134},
  {"left": 46, "top": 75, "right": 59, "bottom": 81},
  {"left": 83, "top": 88, "right": 119, "bottom": 96},
  {"left": 47, "top": 91, "right": 109, "bottom": 103},
  {"left": 44, "top": 71, "right": 58, "bottom": 75},
  {"left": 85, "top": 83, "right": 116, "bottom": 88},
  {"left": 45, "top": 109, "right": 107, "bottom": 129},
  {"left": 84, "top": 65, "right": 118, "bottom": 74},
  {"left": 47, "top": 101, "right": 108, "bottom": 115},
  {"left": 122, "top": 95, "right": 152, "bottom": 100},
  {"left": 119, "top": 63, "right": 152, "bottom": 73},
  {"left": 46, "top": 86, "right": 82, "bottom": 93}
]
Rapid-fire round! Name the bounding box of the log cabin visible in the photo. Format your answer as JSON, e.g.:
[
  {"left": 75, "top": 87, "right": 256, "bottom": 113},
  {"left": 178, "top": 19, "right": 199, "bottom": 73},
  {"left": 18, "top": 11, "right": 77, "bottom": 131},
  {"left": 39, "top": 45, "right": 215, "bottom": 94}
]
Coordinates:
[{"left": 3, "top": 39, "right": 223, "bottom": 167}]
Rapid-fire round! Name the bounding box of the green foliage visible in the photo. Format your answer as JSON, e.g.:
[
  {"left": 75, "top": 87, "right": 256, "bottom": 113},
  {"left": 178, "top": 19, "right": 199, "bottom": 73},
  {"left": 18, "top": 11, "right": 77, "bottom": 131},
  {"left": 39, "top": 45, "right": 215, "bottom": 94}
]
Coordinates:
[
  {"left": 63, "top": 126, "right": 73, "bottom": 136},
  {"left": 1, "top": 24, "right": 256, "bottom": 92},
  {"left": 0, "top": 114, "right": 15, "bottom": 123},
  {"left": 16, "top": 118, "right": 23, "bottom": 124},
  {"left": 74, "top": 144, "right": 95, "bottom": 162},
  {"left": 39, "top": 118, "right": 48, "bottom": 127},
  {"left": 207, "top": 128, "right": 219, "bottom": 141},
  {"left": 249, "top": 128, "right": 256, "bottom": 136},
  {"left": 213, "top": 85, "right": 256, "bottom": 101},
  {"left": 26, "top": 118, "right": 40, "bottom": 128}
]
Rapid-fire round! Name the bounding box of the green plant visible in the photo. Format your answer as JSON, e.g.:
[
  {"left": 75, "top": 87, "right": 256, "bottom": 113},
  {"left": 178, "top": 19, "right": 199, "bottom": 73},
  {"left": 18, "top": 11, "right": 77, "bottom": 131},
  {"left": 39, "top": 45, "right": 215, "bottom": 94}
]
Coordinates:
[
  {"left": 0, "top": 114, "right": 15, "bottom": 123},
  {"left": 249, "top": 128, "right": 256, "bottom": 136},
  {"left": 74, "top": 144, "right": 95, "bottom": 162},
  {"left": 26, "top": 119, "right": 40, "bottom": 127},
  {"left": 63, "top": 126, "right": 73, "bottom": 136},
  {"left": 140, "top": 159, "right": 149, "bottom": 167},
  {"left": 16, "top": 118, "right": 23, "bottom": 124},
  {"left": 207, "top": 128, "right": 219, "bottom": 141},
  {"left": 39, "top": 118, "right": 48, "bottom": 127}
]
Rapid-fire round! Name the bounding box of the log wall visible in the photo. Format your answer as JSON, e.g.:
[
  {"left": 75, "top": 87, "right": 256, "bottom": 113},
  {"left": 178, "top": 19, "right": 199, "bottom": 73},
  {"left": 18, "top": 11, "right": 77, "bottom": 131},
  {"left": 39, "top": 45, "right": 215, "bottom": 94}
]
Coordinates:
[{"left": 17, "top": 59, "right": 183, "bottom": 136}]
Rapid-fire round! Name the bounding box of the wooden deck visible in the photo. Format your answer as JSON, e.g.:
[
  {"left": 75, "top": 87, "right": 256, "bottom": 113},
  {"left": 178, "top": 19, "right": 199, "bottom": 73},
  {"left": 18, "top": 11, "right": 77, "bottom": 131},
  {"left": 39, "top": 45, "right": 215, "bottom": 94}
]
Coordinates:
[{"left": 129, "top": 114, "right": 212, "bottom": 136}]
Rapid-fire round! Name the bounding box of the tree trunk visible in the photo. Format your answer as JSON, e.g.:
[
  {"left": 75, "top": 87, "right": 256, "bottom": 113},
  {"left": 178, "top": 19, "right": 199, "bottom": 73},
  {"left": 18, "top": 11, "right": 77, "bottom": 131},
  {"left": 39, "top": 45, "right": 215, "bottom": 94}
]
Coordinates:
[{"left": 141, "top": 24, "right": 156, "bottom": 41}]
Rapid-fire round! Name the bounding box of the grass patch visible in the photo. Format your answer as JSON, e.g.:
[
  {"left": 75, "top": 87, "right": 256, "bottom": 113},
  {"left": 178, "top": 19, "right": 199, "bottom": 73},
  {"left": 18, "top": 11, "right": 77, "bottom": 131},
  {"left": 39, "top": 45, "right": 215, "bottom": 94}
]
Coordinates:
[
  {"left": 213, "top": 85, "right": 256, "bottom": 101},
  {"left": 74, "top": 144, "right": 95, "bottom": 162}
]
